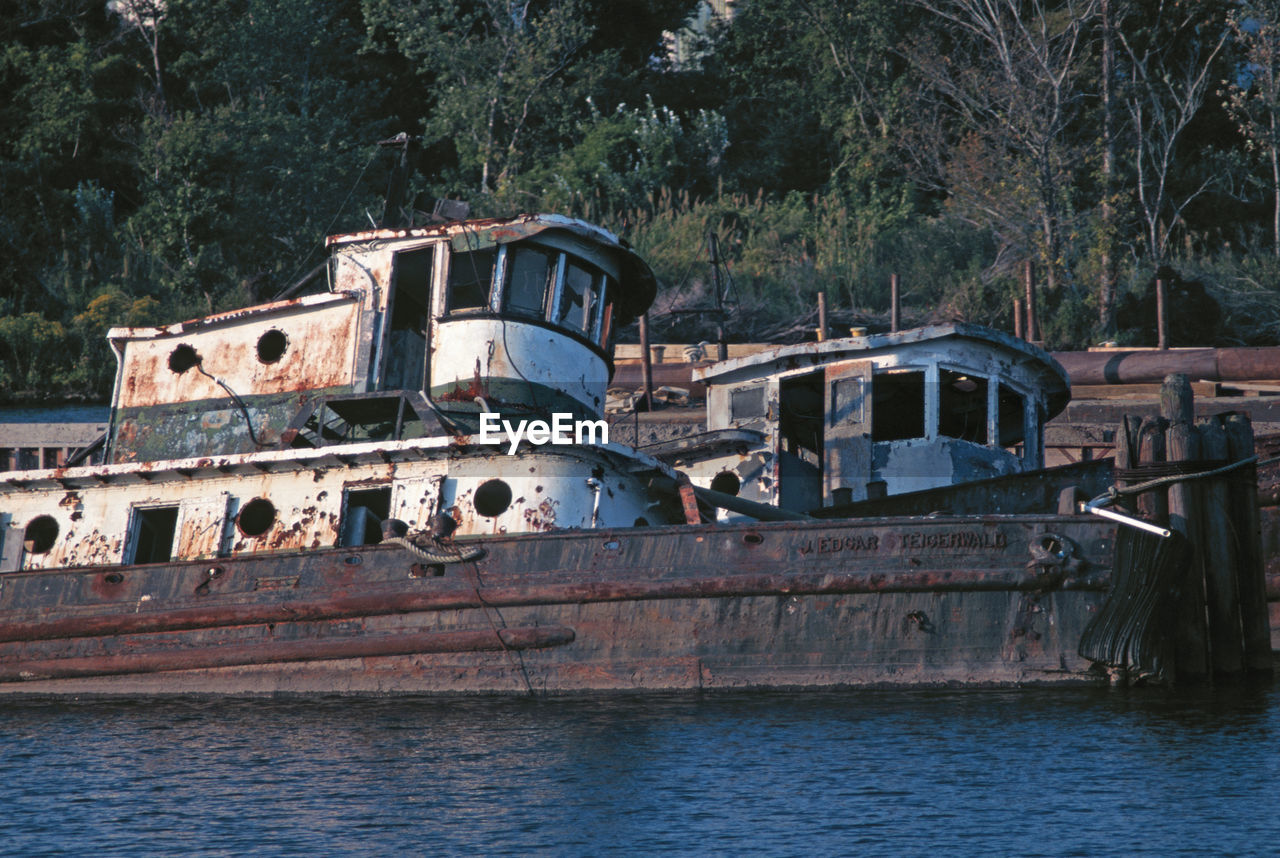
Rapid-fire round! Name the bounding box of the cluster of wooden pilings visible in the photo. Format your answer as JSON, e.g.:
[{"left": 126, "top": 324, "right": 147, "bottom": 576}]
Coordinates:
[{"left": 1113, "top": 374, "right": 1273, "bottom": 682}]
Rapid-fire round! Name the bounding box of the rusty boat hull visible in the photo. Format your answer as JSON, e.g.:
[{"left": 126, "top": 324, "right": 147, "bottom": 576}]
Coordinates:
[{"left": 0, "top": 515, "right": 1116, "bottom": 696}]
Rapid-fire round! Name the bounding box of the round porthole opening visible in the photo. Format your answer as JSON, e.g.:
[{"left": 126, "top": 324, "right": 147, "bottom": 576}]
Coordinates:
[
  {"left": 24, "top": 515, "right": 58, "bottom": 554},
  {"left": 473, "top": 479, "right": 513, "bottom": 518},
  {"left": 257, "top": 329, "right": 288, "bottom": 364},
  {"left": 168, "top": 344, "right": 201, "bottom": 374},
  {"left": 237, "top": 498, "right": 276, "bottom": 537},
  {"left": 710, "top": 471, "right": 741, "bottom": 497}
]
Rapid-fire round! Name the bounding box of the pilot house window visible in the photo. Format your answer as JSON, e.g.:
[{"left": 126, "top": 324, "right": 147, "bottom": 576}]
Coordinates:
[
  {"left": 871, "top": 369, "right": 925, "bottom": 441},
  {"left": 505, "top": 247, "right": 554, "bottom": 319},
  {"left": 446, "top": 248, "right": 496, "bottom": 312},
  {"left": 939, "top": 369, "right": 988, "bottom": 444},
  {"left": 445, "top": 242, "right": 614, "bottom": 345},
  {"left": 556, "top": 261, "right": 598, "bottom": 335},
  {"left": 998, "top": 383, "right": 1027, "bottom": 450}
]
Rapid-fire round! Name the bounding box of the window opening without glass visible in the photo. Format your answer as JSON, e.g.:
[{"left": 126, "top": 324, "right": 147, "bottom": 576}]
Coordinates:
[
  {"left": 939, "top": 369, "right": 988, "bottom": 444},
  {"left": 129, "top": 505, "right": 179, "bottom": 564},
  {"left": 997, "top": 383, "right": 1027, "bottom": 451},
  {"left": 871, "top": 369, "right": 925, "bottom": 441},
  {"left": 341, "top": 487, "right": 391, "bottom": 547}
]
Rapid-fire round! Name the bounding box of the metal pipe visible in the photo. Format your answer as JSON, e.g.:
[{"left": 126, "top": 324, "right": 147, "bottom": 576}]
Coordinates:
[{"left": 1082, "top": 503, "right": 1172, "bottom": 538}]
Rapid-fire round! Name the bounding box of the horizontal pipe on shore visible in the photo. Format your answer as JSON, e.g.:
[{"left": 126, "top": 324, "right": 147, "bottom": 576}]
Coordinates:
[
  {"left": 0, "top": 565, "right": 1110, "bottom": 645},
  {"left": 0, "top": 625, "right": 575, "bottom": 683},
  {"left": 613, "top": 347, "right": 1280, "bottom": 390},
  {"left": 1036, "top": 349, "right": 1280, "bottom": 386}
]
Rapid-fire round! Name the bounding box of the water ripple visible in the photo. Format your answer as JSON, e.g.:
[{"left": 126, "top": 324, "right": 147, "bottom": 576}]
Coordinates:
[{"left": 1, "top": 684, "right": 1278, "bottom": 856}]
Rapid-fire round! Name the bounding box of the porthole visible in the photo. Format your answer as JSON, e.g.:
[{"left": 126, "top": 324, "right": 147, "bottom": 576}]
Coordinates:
[
  {"left": 710, "top": 471, "right": 741, "bottom": 496},
  {"left": 473, "top": 479, "right": 513, "bottom": 517},
  {"left": 23, "top": 515, "right": 58, "bottom": 554},
  {"left": 237, "top": 498, "right": 276, "bottom": 537},
  {"left": 168, "top": 344, "right": 201, "bottom": 374},
  {"left": 256, "top": 329, "right": 288, "bottom": 364}
]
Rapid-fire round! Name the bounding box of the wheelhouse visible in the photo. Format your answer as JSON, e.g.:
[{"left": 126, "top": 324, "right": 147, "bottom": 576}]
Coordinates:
[{"left": 676, "top": 325, "right": 1070, "bottom": 514}]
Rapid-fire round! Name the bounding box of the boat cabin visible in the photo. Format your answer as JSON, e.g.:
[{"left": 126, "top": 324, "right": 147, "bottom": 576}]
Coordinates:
[
  {"left": 673, "top": 325, "right": 1070, "bottom": 515},
  {"left": 104, "top": 215, "right": 655, "bottom": 463}
]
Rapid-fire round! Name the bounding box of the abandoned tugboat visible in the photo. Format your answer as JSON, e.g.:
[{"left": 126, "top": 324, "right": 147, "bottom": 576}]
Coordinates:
[{"left": 0, "top": 212, "right": 1260, "bottom": 695}]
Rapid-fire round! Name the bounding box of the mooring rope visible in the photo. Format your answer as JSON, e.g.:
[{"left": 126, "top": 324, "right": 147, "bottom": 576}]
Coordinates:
[
  {"left": 384, "top": 536, "right": 485, "bottom": 564},
  {"left": 1090, "top": 454, "right": 1274, "bottom": 509}
]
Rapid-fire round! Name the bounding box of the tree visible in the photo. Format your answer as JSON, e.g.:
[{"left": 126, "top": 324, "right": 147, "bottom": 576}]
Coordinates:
[
  {"left": 365, "top": 0, "right": 606, "bottom": 199},
  {"left": 1225, "top": 1, "right": 1280, "bottom": 257},
  {"left": 907, "top": 0, "right": 1098, "bottom": 300},
  {"left": 708, "top": 0, "right": 921, "bottom": 209},
  {"left": 0, "top": 1, "right": 140, "bottom": 317},
  {"left": 1116, "top": 0, "right": 1231, "bottom": 262},
  {"left": 122, "top": 0, "right": 385, "bottom": 311}
]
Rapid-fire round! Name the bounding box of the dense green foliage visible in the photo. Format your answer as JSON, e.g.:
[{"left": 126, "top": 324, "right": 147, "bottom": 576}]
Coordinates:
[{"left": 3, "top": 0, "right": 1280, "bottom": 399}]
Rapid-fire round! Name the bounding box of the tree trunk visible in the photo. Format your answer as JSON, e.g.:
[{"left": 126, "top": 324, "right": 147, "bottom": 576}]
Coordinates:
[
  {"left": 1099, "top": 0, "right": 1117, "bottom": 335},
  {"left": 1272, "top": 109, "right": 1279, "bottom": 258}
]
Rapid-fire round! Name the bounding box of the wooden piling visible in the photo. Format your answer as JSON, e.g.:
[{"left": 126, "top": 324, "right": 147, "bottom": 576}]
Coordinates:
[
  {"left": 817, "top": 292, "right": 828, "bottom": 341},
  {"left": 1197, "top": 417, "right": 1243, "bottom": 676},
  {"left": 1024, "top": 260, "right": 1038, "bottom": 343},
  {"left": 1114, "top": 415, "right": 1141, "bottom": 515},
  {"left": 1156, "top": 278, "right": 1168, "bottom": 350},
  {"left": 1013, "top": 298, "right": 1024, "bottom": 341},
  {"left": 890, "top": 274, "right": 901, "bottom": 333},
  {"left": 638, "top": 312, "right": 654, "bottom": 412},
  {"left": 1161, "top": 374, "right": 1209, "bottom": 681},
  {"left": 1136, "top": 417, "right": 1168, "bottom": 525},
  {"left": 1224, "top": 413, "right": 1273, "bottom": 675}
]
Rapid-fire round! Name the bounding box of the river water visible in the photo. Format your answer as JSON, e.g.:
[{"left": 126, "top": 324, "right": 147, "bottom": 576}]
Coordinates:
[{"left": 2, "top": 683, "right": 1278, "bottom": 857}]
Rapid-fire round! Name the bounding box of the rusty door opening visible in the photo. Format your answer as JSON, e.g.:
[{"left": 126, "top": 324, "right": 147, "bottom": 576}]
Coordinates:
[{"left": 778, "top": 371, "right": 824, "bottom": 513}]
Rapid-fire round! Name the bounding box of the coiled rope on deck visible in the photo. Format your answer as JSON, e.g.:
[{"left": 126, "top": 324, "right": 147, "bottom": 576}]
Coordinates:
[{"left": 385, "top": 536, "right": 485, "bottom": 564}]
